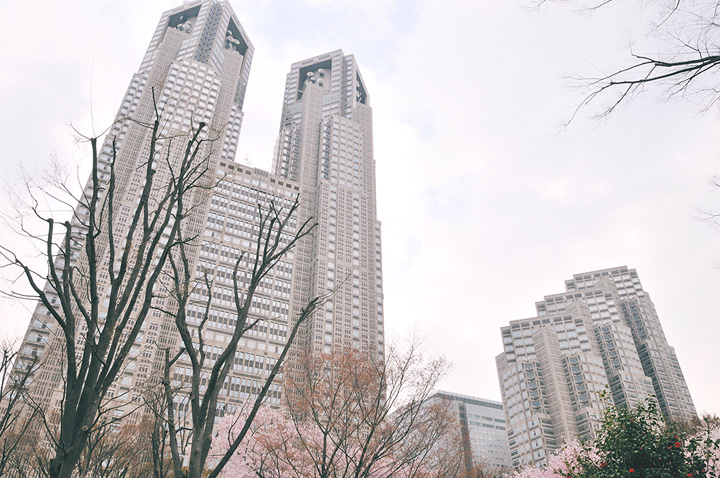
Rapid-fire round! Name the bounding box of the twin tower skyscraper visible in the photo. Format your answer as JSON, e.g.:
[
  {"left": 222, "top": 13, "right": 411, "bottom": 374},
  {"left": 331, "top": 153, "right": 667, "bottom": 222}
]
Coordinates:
[{"left": 17, "top": 0, "right": 384, "bottom": 413}]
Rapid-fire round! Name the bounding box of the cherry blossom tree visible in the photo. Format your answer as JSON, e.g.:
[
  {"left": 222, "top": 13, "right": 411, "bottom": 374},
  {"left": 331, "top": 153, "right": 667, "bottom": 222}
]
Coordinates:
[
  {"left": 210, "top": 406, "right": 314, "bottom": 478},
  {"left": 514, "top": 441, "right": 588, "bottom": 478},
  {"left": 211, "top": 341, "right": 461, "bottom": 478}
]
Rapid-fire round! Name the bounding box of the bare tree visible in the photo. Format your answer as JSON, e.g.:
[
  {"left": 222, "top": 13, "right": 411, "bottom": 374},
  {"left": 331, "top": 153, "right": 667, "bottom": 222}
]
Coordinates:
[
  {"left": 140, "top": 389, "right": 174, "bottom": 478},
  {"left": 0, "top": 95, "right": 220, "bottom": 478},
  {"left": 157, "top": 195, "right": 328, "bottom": 478},
  {"left": 76, "top": 418, "right": 145, "bottom": 478},
  {"left": 535, "top": 0, "right": 720, "bottom": 121},
  {"left": 0, "top": 338, "right": 39, "bottom": 477}
]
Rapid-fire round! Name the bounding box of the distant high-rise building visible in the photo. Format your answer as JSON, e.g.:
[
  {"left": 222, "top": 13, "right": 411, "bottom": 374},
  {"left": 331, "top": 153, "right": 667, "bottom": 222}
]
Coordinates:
[
  {"left": 13, "top": 1, "right": 384, "bottom": 427},
  {"left": 429, "top": 391, "right": 511, "bottom": 475},
  {"left": 496, "top": 266, "right": 695, "bottom": 468}
]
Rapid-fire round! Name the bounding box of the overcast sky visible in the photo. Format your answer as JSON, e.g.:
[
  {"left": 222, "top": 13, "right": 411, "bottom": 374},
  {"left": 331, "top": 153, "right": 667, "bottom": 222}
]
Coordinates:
[{"left": 1, "top": 0, "right": 719, "bottom": 416}]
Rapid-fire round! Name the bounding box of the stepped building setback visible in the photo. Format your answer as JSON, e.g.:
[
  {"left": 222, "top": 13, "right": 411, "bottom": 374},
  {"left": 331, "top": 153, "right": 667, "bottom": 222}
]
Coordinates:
[
  {"left": 13, "top": 0, "right": 383, "bottom": 424},
  {"left": 496, "top": 266, "right": 695, "bottom": 468}
]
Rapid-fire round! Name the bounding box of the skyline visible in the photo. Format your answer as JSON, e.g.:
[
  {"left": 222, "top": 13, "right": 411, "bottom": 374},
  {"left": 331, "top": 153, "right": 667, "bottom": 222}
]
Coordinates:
[{"left": 1, "top": 0, "right": 719, "bottom": 418}]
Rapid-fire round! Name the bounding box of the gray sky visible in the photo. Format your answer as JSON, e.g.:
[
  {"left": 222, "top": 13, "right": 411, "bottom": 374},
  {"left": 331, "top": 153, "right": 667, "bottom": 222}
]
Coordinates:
[{"left": 1, "top": 0, "right": 719, "bottom": 416}]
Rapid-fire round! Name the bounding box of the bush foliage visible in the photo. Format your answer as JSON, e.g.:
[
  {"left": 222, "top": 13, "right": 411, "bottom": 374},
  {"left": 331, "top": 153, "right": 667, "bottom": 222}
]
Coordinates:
[{"left": 516, "top": 398, "right": 720, "bottom": 478}]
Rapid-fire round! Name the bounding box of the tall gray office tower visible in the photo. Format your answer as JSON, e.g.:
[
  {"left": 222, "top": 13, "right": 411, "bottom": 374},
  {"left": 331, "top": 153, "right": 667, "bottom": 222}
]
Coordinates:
[
  {"left": 496, "top": 266, "right": 695, "bottom": 468},
  {"left": 15, "top": 0, "right": 255, "bottom": 414},
  {"left": 272, "top": 51, "right": 385, "bottom": 359}
]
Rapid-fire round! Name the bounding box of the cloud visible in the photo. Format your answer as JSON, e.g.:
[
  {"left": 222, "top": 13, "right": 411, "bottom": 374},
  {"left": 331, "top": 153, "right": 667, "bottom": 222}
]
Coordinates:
[{"left": 1, "top": 0, "right": 718, "bottom": 416}]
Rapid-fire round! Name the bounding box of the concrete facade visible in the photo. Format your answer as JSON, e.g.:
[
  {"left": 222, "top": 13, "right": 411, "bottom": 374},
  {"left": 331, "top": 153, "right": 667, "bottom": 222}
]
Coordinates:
[
  {"left": 271, "top": 50, "right": 384, "bottom": 359},
  {"left": 496, "top": 266, "right": 696, "bottom": 468},
  {"left": 13, "top": 1, "right": 384, "bottom": 427}
]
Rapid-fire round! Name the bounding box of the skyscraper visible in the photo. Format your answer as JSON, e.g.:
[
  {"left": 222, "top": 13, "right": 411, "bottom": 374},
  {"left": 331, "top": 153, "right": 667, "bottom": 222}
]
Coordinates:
[
  {"left": 496, "top": 266, "right": 695, "bottom": 468},
  {"left": 272, "top": 50, "right": 385, "bottom": 359},
  {"left": 16, "top": 0, "right": 254, "bottom": 413},
  {"left": 13, "top": 1, "right": 384, "bottom": 428}
]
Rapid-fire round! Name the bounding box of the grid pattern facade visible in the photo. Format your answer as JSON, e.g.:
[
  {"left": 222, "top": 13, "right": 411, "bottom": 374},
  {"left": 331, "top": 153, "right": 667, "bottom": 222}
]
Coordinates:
[
  {"left": 271, "top": 50, "right": 384, "bottom": 359},
  {"left": 430, "top": 391, "right": 512, "bottom": 474},
  {"left": 496, "top": 266, "right": 696, "bottom": 468},
  {"left": 14, "top": 3, "right": 385, "bottom": 426},
  {"left": 171, "top": 163, "right": 303, "bottom": 414},
  {"left": 14, "top": 0, "right": 295, "bottom": 419}
]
